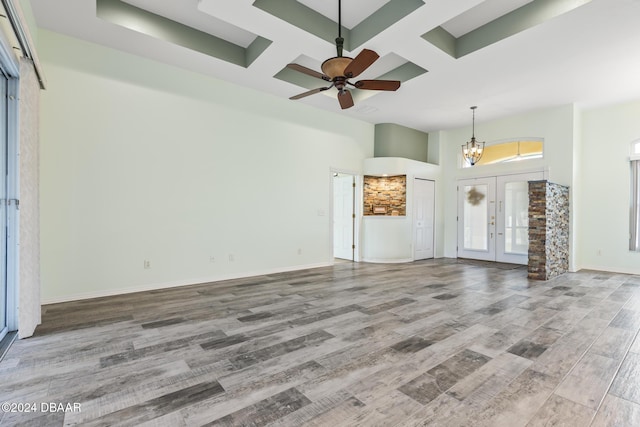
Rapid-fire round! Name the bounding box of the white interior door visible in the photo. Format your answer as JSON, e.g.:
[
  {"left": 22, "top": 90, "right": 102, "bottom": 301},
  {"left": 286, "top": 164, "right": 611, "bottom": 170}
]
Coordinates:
[
  {"left": 414, "top": 178, "right": 435, "bottom": 260},
  {"left": 333, "top": 174, "right": 354, "bottom": 260},
  {"left": 496, "top": 172, "right": 543, "bottom": 264},
  {"left": 457, "top": 177, "right": 496, "bottom": 261}
]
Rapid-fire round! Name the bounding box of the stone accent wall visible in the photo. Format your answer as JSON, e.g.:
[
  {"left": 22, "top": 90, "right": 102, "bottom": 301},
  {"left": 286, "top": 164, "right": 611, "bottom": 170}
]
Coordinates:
[
  {"left": 528, "top": 180, "right": 570, "bottom": 280},
  {"left": 363, "top": 175, "right": 406, "bottom": 216}
]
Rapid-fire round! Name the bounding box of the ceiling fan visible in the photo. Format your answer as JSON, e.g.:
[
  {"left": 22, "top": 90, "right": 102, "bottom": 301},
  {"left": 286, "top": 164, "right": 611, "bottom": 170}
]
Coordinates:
[{"left": 287, "top": 0, "right": 401, "bottom": 110}]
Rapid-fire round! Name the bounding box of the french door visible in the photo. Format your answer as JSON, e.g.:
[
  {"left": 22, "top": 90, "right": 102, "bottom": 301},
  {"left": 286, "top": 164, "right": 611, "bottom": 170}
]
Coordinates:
[{"left": 457, "top": 172, "right": 543, "bottom": 264}]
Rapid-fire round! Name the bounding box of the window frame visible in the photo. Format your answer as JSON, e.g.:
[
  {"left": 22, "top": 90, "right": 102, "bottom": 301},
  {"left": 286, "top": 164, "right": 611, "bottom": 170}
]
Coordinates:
[{"left": 460, "top": 138, "right": 544, "bottom": 169}]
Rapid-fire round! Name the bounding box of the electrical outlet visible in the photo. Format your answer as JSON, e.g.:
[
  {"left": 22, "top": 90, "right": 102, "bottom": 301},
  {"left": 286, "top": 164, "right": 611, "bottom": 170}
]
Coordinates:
[
  {"left": 144, "top": 260, "right": 151, "bottom": 269},
  {"left": 228, "top": 254, "right": 235, "bottom": 262}
]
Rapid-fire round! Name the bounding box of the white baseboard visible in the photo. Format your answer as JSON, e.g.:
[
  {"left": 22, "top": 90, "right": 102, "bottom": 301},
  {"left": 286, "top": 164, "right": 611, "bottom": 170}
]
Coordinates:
[
  {"left": 361, "top": 258, "right": 413, "bottom": 264},
  {"left": 41, "top": 262, "right": 333, "bottom": 305},
  {"left": 575, "top": 264, "right": 640, "bottom": 276}
]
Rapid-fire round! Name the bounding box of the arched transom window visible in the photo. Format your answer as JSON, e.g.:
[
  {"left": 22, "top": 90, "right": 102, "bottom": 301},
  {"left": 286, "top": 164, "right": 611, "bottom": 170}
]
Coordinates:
[{"left": 463, "top": 139, "right": 544, "bottom": 167}]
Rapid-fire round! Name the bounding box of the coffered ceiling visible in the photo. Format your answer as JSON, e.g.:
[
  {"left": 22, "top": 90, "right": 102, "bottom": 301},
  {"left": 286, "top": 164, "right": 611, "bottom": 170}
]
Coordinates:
[{"left": 29, "top": 0, "right": 640, "bottom": 131}]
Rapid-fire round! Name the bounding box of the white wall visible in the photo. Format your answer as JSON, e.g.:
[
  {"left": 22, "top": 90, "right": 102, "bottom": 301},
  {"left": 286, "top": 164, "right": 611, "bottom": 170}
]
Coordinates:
[
  {"left": 39, "top": 31, "right": 374, "bottom": 303},
  {"left": 437, "top": 105, "right": 576, "bottom": 261},
  {"left": 361, "top": 157, "right": 442, "bottom": 262},
  {"left": 37, "top": 29, "right": 640, "bottom": 303},
  {"left": 578, "top": 99, "right": 640, "bottom": 274}
]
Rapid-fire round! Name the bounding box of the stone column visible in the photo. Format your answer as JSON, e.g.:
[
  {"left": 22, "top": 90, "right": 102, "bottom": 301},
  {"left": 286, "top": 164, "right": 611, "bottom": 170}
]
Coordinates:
[{"left": 528, "top": 180, "right": 570, "bottom": 280}]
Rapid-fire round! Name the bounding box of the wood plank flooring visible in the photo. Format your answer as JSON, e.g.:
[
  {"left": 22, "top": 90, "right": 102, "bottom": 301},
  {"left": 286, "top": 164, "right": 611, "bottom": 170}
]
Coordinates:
[{"left": 1, "top": 259, "right": 640, "bottom": 426}]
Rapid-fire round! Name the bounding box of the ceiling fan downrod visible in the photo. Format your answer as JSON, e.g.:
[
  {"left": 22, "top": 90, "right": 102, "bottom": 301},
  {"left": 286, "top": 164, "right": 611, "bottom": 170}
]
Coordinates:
[
  {"left": 286, "top": 0, "right": 400, "bottom": 110},
  {"left": 336, "top": 0, "right": 344, "bottom": 57}
]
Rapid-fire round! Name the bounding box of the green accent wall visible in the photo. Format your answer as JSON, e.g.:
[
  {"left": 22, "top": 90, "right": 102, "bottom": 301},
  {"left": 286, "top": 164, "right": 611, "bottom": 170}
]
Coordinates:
[{"left": 374, "top": 123, "right": 429, "bottom": 163}]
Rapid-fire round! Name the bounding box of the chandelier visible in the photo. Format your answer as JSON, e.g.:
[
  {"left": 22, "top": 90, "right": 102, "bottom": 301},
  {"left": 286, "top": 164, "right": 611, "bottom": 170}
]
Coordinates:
[{"left": 461, "top": 106, "right": 485, "bottom": 166}]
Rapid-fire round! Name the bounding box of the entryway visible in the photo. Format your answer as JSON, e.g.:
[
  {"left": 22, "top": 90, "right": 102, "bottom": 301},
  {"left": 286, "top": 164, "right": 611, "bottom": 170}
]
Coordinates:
[
  {"left": 0, "top": 66, "right": 16, "bottom": 344},
  {"left": 413, "top": 178, "right": 435, "bottom": 260},
  {"left": 457, "top": 171, "right": 543, "bottom": 264},
  {"left": 332, "top": 172, "right": 356, "bottom": 261}
]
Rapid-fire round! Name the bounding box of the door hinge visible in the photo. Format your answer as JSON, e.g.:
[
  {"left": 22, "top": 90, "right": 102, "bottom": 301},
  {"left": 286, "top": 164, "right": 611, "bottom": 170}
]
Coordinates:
[
  {"left": 352, "top": 245, "right": 356, "bottom": 249},
  {"left": 352, "top": 214, "right": 356, "bottom": 219},
  {"left": 352, "top": 182, "right": 356, "bottom": 188}
]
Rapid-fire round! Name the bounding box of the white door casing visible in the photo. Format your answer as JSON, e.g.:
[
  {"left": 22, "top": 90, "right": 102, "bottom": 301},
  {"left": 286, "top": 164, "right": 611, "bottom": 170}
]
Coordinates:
[
  {"left": 333, "top": 174, "right": 355, "bottom": 260},
  {"left": 414, "top": 178, "right": 435, "bottom": 260}
]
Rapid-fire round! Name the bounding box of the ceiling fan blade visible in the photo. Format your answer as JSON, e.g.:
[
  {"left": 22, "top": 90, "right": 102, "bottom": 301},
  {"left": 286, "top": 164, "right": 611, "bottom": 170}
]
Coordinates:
[
  {"left": 338, "top": 89, "right": 354, "bottom": 109},
  {"left": 287, "top": 63, "right": 331, "bottom": 81},
  {"left": 354, "top": 80, "right": 401, "bottom": 91},
  {"left": 290, "top": 86, "right": 331, "bottom": 100},
  {"left": 343, "top": 49, "right": 379, "bottom": 78}
]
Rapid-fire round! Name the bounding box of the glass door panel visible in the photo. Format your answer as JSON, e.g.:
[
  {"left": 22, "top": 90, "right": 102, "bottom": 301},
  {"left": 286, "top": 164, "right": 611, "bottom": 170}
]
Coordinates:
[
  {"left": 504, "top": 181, "right": 529, "bottom": 254},
  {"left": 496, "top": 172, "right": 544, "bottom": 264},
  {"left": 0, "top": 73, "right": 7, "bottom": 342},
  {"left": 457, "top": 177, "right": 495, "bottom": 261},
  {"left": 463, "top": 184, "right": 488, "bottom": 251}
]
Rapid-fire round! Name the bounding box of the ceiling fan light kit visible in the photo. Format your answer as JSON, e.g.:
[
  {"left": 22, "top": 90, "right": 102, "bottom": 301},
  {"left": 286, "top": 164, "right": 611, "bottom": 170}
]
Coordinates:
[
  {"left": 287, "top": 0, "right": 401, "bottom": 109},
  {"left": 321, "top": 57, "right": 352, "bottom": 79}
]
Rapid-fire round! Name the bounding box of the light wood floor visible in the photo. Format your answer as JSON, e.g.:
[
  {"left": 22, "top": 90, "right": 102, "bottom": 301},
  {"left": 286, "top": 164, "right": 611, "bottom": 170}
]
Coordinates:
[{"left": 1, "top": 259, "right": 640, "bottom": 426}]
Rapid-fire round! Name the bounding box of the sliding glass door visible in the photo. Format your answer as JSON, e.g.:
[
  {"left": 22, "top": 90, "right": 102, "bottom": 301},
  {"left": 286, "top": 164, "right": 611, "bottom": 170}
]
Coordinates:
[{"left": 0, "top": 70, "right": 7, "bottom": 342}]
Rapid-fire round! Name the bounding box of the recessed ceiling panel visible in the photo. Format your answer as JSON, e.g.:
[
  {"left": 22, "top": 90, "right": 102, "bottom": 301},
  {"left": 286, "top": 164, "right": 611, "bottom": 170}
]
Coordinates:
[
  {"left": 355, "top": 52, "right": 413, "bottom": 80},
  {"left": 441, "top": 0, "right": 533, "bottom": 38},
  {"left": 254, "top": 0, "right": 424, "bottom": 51},
  {"left": 296, "top": 0, "right": 391, "bottom": 29},
  {"left": 122, "top": 0, "right": 257, "bottom": 47},
  {"left": 424, "top": 0, "right": 594, "bottom": 59},
  {"left": 98, "top": 0, "right": 271, "bottom": 67}
]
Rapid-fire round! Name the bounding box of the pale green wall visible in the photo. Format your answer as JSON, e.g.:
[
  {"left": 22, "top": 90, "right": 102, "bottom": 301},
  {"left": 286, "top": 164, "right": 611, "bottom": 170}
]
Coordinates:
[
  {"left": 39, "top": 30, "right": 374, "bottom": 302},
  {"left": 18, "top": 0, "right": 38, "bottom": 42},
  {"left": 374, "top": 123, "right": 429, "bottom": 162},
  {"left": 36, "top": 28, "right": 640, "bottom": 303},
  {"left": 579, "top": 100, "right": 640, "bottom": 274}
]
